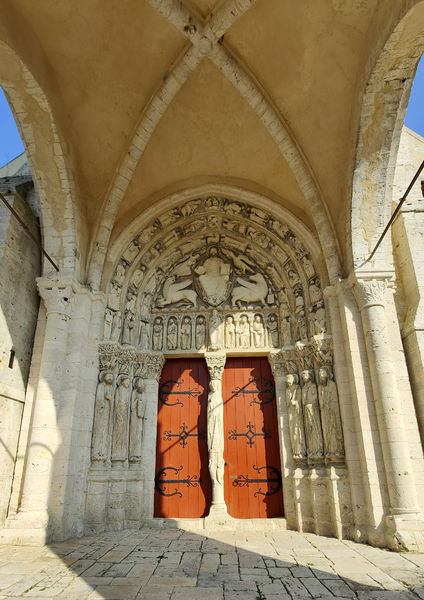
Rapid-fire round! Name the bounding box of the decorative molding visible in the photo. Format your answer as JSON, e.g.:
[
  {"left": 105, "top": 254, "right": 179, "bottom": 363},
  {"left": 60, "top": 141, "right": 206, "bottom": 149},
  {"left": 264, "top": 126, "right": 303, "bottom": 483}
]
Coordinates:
[{"left": 268, "top": 351, "right": 285, "bottom": 379}]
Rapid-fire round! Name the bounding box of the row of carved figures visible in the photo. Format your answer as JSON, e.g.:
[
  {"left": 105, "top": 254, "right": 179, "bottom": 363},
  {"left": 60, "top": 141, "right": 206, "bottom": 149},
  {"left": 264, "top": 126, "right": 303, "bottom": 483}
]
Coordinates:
[
  {"left": 91, "top": 372, "right": 146, "bottom": 465},
  {"left": 285, "top": 367, "right": 344, "bottom": 462},
  {"left": 103, "top": 305, "right": 327, "bottom": 350}
]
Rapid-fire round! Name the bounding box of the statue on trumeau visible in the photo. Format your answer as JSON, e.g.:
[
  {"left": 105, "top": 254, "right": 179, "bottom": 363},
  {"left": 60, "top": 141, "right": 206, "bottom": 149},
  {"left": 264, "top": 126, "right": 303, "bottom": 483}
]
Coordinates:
[
  {"left": 167, "top": 317, "right": 178, "bottom": 350},
  {"left": 252, "top": 314, "right": 265, "bottom": 347},
  {"left": 207, "top": 379, "right": 225, "bottom": 490},
  {"left": 195, "top": 316, "right": 206, "bottom": 349},
  {"left": 209, "top": 309, "right": 222, "bottom": 351},
  {"left": 91, "top": 371, "right": 114, "bottom": 462},
  {"left": 224, "top": 315, "right": 236, "bottom": 348},
  {"left": 286, "top": 373, "right": 307, "bottom": 460},
  {"left": 194, "top": 247, "right": 232, "bottom": 306},
  {"left": 111, "top": 374, "right": 131, "bottom": 462},
  {"left": 318, "top": 368, "right": 344, "bottom": 458},
  {"left": 180, "top": 316, "right": 192, "bottom": 350},
  {"left": 152, "top": 317, "right": 163, "bottom": 350},
  {"left": 301, "top": 370, "right": 324, "bottom": 459},
  {"left": 129, "top": 378, "right": 146, "bottom": 462}
]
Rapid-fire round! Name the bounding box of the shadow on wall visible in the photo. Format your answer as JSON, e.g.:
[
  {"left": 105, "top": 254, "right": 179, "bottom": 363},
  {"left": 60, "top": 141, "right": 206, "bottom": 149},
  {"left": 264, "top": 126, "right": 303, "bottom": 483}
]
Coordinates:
[{"left": 0, "top": 524, "right": 423, "bottom": 598}]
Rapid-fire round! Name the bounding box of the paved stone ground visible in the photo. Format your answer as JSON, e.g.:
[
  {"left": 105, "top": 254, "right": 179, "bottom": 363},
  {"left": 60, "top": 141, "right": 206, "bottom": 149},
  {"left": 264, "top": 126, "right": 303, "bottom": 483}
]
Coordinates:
[{"left": 0, "top": 526, "right": 424, "bottom": 599}]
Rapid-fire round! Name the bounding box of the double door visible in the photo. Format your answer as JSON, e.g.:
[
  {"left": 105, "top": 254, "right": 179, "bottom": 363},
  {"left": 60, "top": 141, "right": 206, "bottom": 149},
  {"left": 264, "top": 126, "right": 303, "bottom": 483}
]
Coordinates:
[{"left": 154, "top": 357, "right": 283, "bottom": 518}]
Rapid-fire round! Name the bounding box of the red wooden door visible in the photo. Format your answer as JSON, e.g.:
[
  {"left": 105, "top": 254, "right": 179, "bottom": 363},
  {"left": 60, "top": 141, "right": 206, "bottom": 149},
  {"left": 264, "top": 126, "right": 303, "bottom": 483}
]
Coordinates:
[
  {"left": 154, "top": 358, "right": 211, "bottom": 518},
  {"left": 223, "top": 357, "right": 283, "bottom": 518}
]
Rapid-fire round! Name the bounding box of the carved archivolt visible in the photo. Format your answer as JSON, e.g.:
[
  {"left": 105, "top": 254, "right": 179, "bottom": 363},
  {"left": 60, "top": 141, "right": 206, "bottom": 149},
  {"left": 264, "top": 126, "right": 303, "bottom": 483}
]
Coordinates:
[
  {"left": 92, "top": 194, "right": 345, "bottom": 469},
  {"left": 102, "top": 195, "right": 329, "bottom": 355}
]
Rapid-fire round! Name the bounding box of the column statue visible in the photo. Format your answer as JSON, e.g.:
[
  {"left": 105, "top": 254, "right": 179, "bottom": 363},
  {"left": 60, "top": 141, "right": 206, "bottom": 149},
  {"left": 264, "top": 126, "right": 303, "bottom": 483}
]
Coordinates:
[
  {"left": 301, "top": 369, "right": 324, "bottom": 459},
  {"left": 91, "top": 371, "right": 114, "bottom": 462},
  {"left": 286, "top": 373, "right": 307, "bottom": 459},
  {"left": 317, "top": 368, "right": 344, "bottom": 458},
  {"left": 111, "top": 374, "right": 131, "bottom": 462},
  {"left": 129, "top": 377, "right": 146, "bottom": 462}
]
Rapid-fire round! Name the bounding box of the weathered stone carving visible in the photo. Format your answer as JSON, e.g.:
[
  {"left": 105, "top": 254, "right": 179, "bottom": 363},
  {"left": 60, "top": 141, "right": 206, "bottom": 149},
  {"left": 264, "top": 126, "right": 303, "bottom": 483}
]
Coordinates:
[
  {"left": 313, "top": 302, "right": 326, "bottom": 335},
  {"left": 166, "top": 317, "right": 178, "bottom": 350},
  {"left": 195, "top": 247, "right": 232, "bottom": 306},
  {"left": 237, "top": 314, "right": 250, "bottom": 348},
  {"left": 267, "top": 314, "right": 279, "bottom": 347},
  {"left": 103, "top": 308, "right": 113, "bottom": 340},
  {"left": 309, "top": 278, "right": 322, "bottom": 305},
  {"left": 232, "top": 273, "right": 268, "bottom": 308},
  {"left": 301, "top": 370, "right": 324, "bottom": 459},
  {"left": 281, "top": 316, "right": 292, "bottom": 346},
  {"left": 195, "top": 316, "right": 206, "bottom": 349},
  {"left": 252, "top": 314, "right": 265, "bottom": 347},
  {"left": 209, "top": 309, "right": 222, "bottom": 351},
  {"left": 111, "top": 374, "right": 131, "bottom": 462},
  {"left": 138, "top": 320, "right": 150, "bottom": 349},
  {"left": 130, "top": 265, "right": 146, "bottom": 289},
  {"left": 91, "top": 371, "right": 114, "bottom": 462},
  {"left": 108, "top": 281, "right": 121, "bottom": 311},
  {"left": 301, "top": 254, "right": 315, "bottom": 278},
  {"left": 286, "top": 373, "right": 307, "bottom": 460},
  {"left": 122, "top": 238, "right": 141, "bottom": 264},
  {"left": 129, "top": 378, "right": 146, "bottom": 462},
  {"left": 354, "top": 278, "right": 388, "bottom": 309},
  {"left": 157, "top": 276, "right": 197, "bottom": 308},
  {"left": 318, "top": 368, "right": 344, "bottom": 459},
  {"left": 122, "top": 311, "right": 136, "bottom": 345},
  {"left": 224, "top": 315, "right": 236, "bottom": 348},
  {"left": 111, "top": 311, "right": 122, "bottom": 342},
  {"left": 180, "top": 316, "right": 192, "bottom": 350},
  {"left": 152, "top": 317, "right": 163, "bottom": 350},
  {"left": 205, "top": 353, "right": 226, "bottom": 506},
  {"left": 114, "top": 263, "right": 126, "bottom": 286}
]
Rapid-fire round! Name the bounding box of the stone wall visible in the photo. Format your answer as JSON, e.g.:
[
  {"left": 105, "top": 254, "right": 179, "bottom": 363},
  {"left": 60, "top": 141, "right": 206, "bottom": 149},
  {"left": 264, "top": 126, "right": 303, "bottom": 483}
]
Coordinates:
[{"left": 0, "top": 191, "right": 40, "bottom": 526}]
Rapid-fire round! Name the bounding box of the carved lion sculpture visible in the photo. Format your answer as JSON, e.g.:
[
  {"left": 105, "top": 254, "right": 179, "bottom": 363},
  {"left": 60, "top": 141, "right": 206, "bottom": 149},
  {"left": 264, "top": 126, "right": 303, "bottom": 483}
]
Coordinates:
[{"left": 231, "top": 273, "right": 268, "bottom": 308}]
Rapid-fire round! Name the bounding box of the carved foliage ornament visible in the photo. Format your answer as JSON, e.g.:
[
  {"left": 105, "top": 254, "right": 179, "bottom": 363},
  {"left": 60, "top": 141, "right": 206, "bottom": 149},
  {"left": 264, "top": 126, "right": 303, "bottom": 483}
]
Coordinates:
[
  {"left": 205, "top": 353, "right": 226, "bottom": 380},
  {"left": 354, "top": 278, "right": 388, "bottom": 309}
]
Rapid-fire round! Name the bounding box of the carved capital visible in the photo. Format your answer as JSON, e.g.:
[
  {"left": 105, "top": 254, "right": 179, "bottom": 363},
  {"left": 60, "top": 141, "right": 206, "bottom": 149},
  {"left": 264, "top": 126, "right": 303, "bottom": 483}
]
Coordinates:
[
  {"left": 312, "top": 335, "right": 333, "bottom": 366},
  {"left": 135, "top": 353, "right": 165, "bottom": 381},
  {"left": 354, "top": 278, "right": 388, "bottom": 310},
  {"left": 268, "top": 351, "right": 285, "bottom": 379},
  {"left": 37, "top": 278, "right": 74, "bottom": 318},
  {"left": 295, "top": 341, "right": 314, "bottom": 370},
  {"left": 98, "top": 343, "right": 118, "bottom": 371},
  {"left": 205, "top": 353, "right": 226, "bottom": 380}
]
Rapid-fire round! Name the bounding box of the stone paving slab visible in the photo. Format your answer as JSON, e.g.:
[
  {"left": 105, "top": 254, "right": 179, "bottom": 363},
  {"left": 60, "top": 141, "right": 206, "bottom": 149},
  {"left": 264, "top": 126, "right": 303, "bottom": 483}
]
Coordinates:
[{"left": 0, "top": 526, "right": 423, "bottom": 599}]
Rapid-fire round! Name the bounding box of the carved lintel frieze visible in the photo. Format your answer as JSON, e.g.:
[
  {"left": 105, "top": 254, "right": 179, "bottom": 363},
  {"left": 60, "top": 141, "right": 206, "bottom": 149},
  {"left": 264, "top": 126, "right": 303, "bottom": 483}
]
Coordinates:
[
  {"left": 205, "top": 353, "right": 226, "bottom": 380},
  {"left": 354, "top": 278, "right": 388, "bottom": 310},
  {"left": 268, "top": 351, "right": 285, "bottom": 379}
]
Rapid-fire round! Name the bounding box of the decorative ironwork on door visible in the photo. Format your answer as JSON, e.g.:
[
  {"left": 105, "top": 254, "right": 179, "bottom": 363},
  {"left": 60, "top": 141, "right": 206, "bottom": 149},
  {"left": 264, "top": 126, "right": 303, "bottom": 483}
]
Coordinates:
[
  {"left": 154, "top": 358, "right": 211, "bottom": 518},
  {"left": 223, "top": 357, "right": 284, "bottom": 518}
]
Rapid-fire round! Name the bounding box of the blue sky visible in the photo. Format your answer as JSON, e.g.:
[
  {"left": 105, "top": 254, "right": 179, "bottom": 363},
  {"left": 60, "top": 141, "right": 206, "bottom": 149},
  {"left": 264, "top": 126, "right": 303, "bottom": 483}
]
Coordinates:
[{"left": 0, "top": 55, "right": 424, "bottom": 168}]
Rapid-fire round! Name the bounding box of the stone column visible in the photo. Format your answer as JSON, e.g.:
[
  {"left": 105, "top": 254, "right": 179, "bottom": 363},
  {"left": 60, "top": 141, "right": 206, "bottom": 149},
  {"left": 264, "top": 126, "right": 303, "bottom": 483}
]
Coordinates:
[
  {"left": 205, "top": 352, "right": 227, "bottom": 518},
  {"left": 355, "top": 277, "right": 424, "bottom": 551},
  {"left": 139, "top": 353, "right": 164, "bottom": 521},
  {"left": 268, "top": 352, "right": 297, "bottom": 529}
]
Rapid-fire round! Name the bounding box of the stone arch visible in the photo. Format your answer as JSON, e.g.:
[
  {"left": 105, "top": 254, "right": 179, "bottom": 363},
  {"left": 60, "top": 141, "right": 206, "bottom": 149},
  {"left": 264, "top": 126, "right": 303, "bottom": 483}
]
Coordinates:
[
  {"left": 0, "top": 40, "right": 80, "bottom": 278},
  {"left": 351, "top": 1, "right": 424, "bottom": 274},
  {"left": 88, "top": 186, "right": 351, "bottom": 535}
]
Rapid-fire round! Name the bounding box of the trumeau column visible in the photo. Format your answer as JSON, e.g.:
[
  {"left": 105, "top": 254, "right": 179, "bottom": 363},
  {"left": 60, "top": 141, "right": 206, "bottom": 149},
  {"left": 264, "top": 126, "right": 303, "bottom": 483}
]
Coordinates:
[
  {"left": 205, "top": 352, "right": 228, "bottom": 520},
  {"left": 354, "top": 276, "right": 424, "bottom": 551}
]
